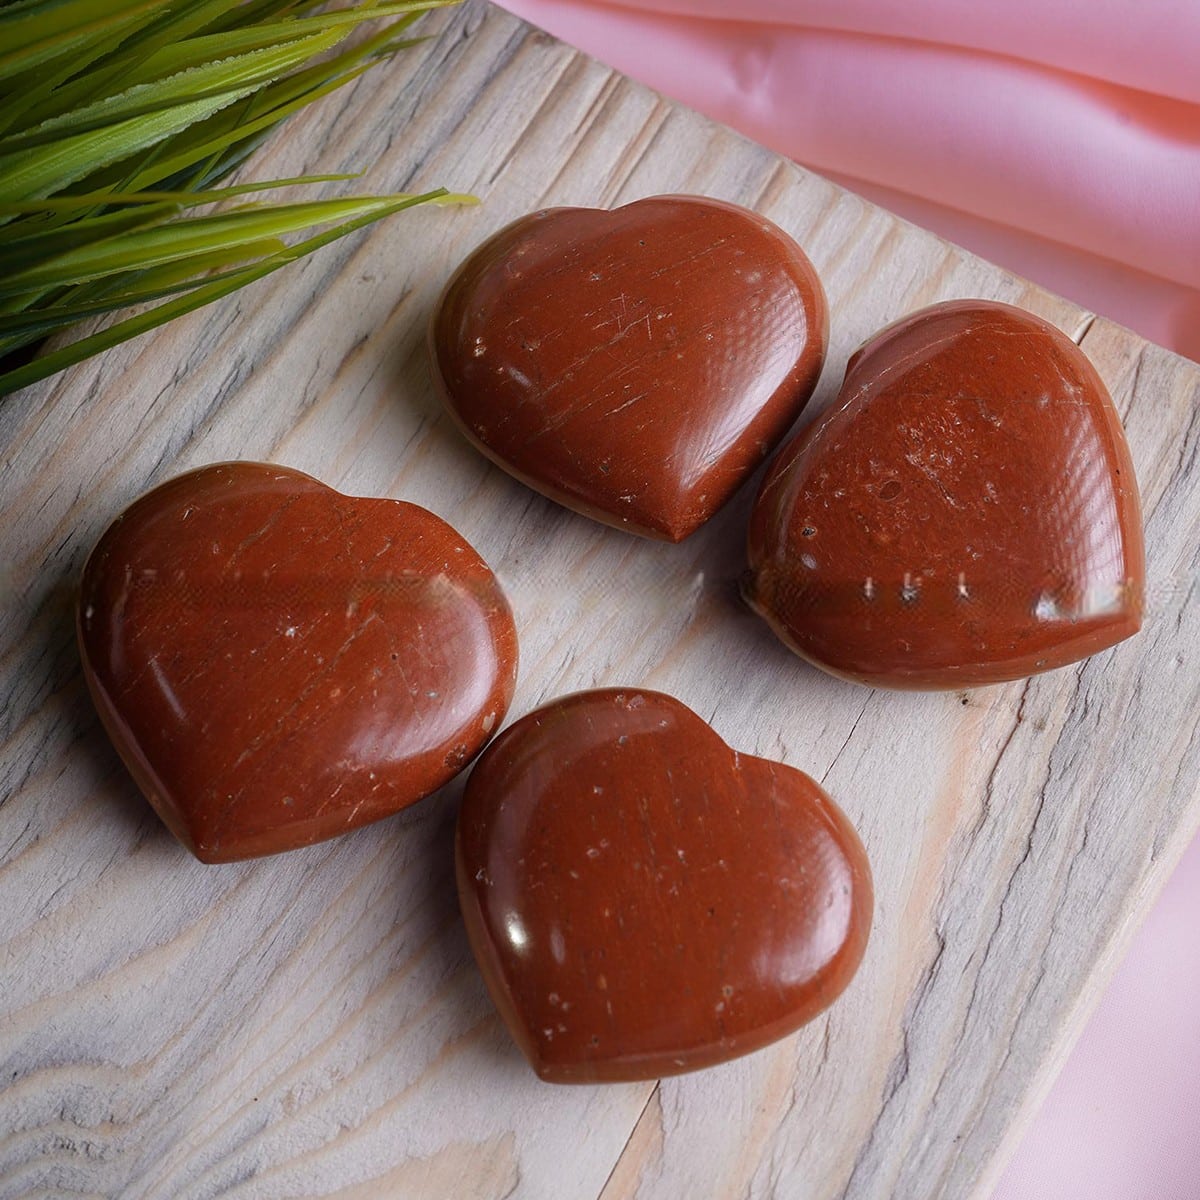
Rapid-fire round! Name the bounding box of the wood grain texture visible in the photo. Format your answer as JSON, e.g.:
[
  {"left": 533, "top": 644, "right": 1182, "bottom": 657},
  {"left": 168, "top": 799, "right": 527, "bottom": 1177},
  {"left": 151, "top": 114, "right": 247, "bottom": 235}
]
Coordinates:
[{"left": 1, "top": 4, "right": 1197, "bottom": 1198}]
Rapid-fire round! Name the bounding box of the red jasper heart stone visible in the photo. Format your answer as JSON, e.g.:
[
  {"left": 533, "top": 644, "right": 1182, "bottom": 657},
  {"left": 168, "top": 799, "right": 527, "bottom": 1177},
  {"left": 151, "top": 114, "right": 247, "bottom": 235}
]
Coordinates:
[
  {"left": 78, "top": 462, "right": 518, "bottom": 862},
  {"left": 456, "top": 688, "right": 872, "bottom": 1083},
  {"left": 746, "top": 300, "right": 1145, "bottom": 689},
  {"left": 430, "top": 195, "right": 828, "bottom": 542}
]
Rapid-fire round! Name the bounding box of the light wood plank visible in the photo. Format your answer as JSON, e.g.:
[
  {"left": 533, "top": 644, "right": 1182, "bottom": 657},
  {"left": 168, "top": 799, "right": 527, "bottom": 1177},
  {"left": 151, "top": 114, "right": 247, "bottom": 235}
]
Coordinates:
[{"left": 2, "top": 5, "right": 1197, "bottom": 1199}]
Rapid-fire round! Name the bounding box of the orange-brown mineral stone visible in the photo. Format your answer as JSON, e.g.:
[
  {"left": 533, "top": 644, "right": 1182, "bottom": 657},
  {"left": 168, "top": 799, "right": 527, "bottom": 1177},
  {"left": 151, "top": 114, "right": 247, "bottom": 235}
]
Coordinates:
[{"left": 746, "top": 300, "right": 1144, "bottom": 688}]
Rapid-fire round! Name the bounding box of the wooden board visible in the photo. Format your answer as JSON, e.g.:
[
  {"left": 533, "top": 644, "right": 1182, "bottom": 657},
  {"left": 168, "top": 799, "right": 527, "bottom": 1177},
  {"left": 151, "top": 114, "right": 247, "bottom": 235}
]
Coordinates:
[{"left": 2, "top": 4, "right": 1197, "bottom": 1197}]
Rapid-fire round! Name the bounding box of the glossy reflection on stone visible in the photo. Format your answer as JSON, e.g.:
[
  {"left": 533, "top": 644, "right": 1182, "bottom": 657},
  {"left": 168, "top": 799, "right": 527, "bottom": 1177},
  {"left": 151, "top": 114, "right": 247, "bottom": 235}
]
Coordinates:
[
  {"left": 430, "top": 195, "right": 828, "bottom": 542},
  {"left": 456, "top": 688, "right": 872, "bottom": 1083},
  {"left": 78, "top": 462, "right": 519, "bottom": 862},
  {"left": 746, "top": 300, "right": 1145, "bottom": 689}
]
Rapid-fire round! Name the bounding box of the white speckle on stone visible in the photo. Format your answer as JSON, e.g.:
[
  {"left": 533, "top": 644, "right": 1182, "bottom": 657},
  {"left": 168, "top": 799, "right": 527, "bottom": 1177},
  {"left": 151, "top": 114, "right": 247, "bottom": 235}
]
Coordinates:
[
  {"left": 1084, "top": 582, "right": 1125, "bottom": 615},
  {"left": 1034, "top": 593, "right": 1061, "bottom": 621},
  {"left": 800, "top": 553, "right": 817, "bottom": 570}
]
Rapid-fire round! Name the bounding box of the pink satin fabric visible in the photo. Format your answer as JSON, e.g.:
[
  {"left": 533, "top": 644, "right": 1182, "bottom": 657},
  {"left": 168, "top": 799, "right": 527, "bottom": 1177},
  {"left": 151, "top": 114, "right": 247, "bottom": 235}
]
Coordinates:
[
  {"left": 500, "top": 0, "right": 1200, "bottom": 360},
  {"left": 495, "top": 2, "right": 1200, "bottom": 1194}
]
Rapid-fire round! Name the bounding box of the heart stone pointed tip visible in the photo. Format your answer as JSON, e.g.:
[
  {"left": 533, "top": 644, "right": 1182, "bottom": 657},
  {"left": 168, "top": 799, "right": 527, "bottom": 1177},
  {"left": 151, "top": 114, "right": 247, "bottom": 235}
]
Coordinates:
[
  {"left": 456, "top": 688, "right": 872, "bottom": 1084},
  {"left": 746, "top": 299, "right": 1145, "bottom": 690},
  {"left": 78, "top": 461, "right": 519, "bottom": 862},
  {"left": 430, "top": 194, "right": 828, "bottom": 542}
]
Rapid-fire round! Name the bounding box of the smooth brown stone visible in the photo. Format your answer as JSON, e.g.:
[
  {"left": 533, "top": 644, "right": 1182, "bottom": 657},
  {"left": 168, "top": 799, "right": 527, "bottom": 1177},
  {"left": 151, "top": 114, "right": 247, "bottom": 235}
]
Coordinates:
[
  {"left": 78, "top": 462, "right": 519, "bottom": 863},
  {"left": 746, "top": 299, "right": 1145, "bottom": 689},
  {"left": 456, "top": 688, "right": 872, "bottom": 1083},
  {"left": 430, "top": 195, "right": 828, "bottom": 541}
]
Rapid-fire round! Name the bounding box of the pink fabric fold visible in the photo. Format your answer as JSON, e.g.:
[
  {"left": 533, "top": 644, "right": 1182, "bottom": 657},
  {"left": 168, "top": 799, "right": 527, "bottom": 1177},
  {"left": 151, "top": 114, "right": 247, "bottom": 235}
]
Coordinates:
[
  {"left": 500, "top": 0, "right": 1200, "bottom": 360},
  {"left": 602, "top": 0, "right": 1200, "bottom": 105},
  {"left": 597, "top": 14, "right": 1200, "bottom": 288}
]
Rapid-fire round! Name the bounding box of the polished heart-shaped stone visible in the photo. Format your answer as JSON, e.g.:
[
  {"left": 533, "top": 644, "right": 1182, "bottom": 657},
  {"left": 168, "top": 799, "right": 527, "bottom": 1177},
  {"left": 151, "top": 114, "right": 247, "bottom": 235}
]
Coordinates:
[
  {"left": 430, "top": 195, "right": 828, "bottom": 541},
  {"left": 79, "top": 462, "right": 518, "bottom": 862},
  {"left": 456, "top": 688, "right": 872, "bottom": 1083},
  {"left": 746, "top": 299, "right": 1145, "bottom": 689}
]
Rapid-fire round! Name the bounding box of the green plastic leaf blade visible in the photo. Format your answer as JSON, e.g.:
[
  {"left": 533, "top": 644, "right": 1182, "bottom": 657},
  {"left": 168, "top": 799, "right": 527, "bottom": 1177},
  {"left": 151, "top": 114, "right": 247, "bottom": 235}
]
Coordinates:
[{"left": 0, "top": 189, "right": 447, "bottom": 396}]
